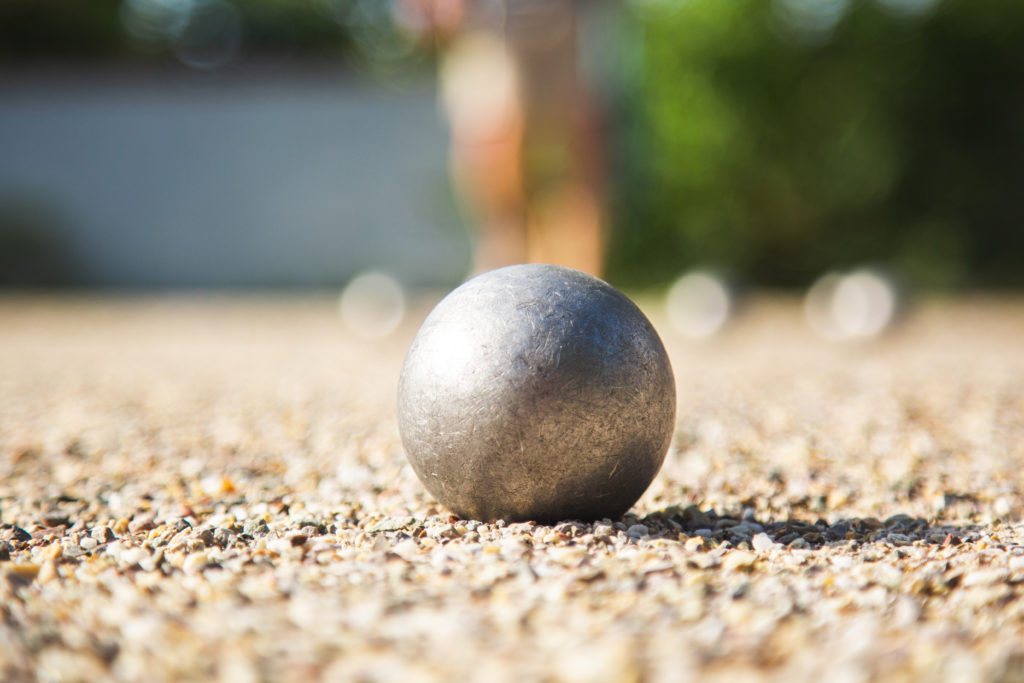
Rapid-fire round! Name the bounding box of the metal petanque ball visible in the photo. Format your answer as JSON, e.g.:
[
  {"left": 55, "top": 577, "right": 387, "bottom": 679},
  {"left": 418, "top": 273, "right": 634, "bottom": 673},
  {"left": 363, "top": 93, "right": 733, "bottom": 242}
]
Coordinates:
[{"left": 397, "top": 264, "right": 676, "bottom": 523}]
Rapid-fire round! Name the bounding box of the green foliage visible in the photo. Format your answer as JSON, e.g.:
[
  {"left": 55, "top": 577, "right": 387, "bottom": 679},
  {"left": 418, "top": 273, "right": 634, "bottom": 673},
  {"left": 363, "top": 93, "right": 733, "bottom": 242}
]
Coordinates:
[
  {"left": 607, "top": 0, "right": 1024, "bottom": 289},
  {"left": 0, "top": 1, "right": 128, "bottom": 59}
]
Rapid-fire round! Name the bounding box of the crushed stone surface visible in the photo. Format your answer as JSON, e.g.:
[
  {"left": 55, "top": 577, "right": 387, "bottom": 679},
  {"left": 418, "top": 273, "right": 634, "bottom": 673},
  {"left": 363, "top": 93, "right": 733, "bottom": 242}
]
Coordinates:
[{"left": 2, "top": 293, "right": 1023, "bottom": 682}]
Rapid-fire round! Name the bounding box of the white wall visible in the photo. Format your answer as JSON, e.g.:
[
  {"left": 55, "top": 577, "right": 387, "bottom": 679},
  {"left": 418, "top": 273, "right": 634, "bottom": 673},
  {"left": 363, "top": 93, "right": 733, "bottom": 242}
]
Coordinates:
[{"left": 0, "top": 66, "right": 470, "bottom": 288}]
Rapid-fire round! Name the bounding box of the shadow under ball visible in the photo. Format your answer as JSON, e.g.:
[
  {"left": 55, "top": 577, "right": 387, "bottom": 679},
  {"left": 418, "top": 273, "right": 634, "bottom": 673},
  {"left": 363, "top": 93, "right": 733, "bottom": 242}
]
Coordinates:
[{"left": 397, "top": 264, "right": 676, "bottom": 523}]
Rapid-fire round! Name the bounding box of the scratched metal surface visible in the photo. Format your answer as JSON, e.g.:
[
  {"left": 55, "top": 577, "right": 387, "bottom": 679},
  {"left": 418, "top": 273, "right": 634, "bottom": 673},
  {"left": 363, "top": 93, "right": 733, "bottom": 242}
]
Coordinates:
[{"left": 398, "top": 265, "right": 676, "bottom": 523}]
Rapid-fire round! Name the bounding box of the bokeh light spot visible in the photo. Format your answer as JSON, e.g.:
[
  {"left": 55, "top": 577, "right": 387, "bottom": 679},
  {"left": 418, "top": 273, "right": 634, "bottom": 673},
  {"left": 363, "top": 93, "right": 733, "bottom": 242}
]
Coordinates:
[
  {"left": 666, "top": 271, "right": 732, "bottom": 339},
  {"left": 875, "top": 0, "right": 940, "bottom": 19},
  {"left": 805, "top": 269, "right": 898, "bottom": 340},
  {"left": 121, "top": 0, "right": 194, "bottom": 45},
  {"left": 172, "top": 0, "right": 242, "bottom": 69},
  {"left": 773, "top": 0, "right": 850, "bottom": 46},
  {"left": 339, "top": 271, "right": 406, "bottom": 339}
]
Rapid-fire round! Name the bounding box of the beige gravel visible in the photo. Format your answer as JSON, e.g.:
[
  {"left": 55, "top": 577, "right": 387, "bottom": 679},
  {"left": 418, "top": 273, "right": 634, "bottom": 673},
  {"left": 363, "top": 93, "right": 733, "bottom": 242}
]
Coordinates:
[{"left": 1, "top": 292, "right": 1023, "bottom": 682}]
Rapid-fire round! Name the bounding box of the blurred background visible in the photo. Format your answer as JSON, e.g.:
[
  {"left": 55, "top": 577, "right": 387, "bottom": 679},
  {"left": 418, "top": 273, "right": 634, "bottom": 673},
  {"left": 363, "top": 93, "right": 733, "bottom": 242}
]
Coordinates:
[{"left": 1, "top": 0, "right": 1022, "bottom": 296}]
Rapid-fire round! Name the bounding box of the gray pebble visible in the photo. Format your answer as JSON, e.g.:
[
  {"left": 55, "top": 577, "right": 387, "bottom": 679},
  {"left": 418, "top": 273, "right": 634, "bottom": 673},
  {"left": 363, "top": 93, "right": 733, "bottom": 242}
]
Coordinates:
[{"left": 627, "top": 524, "right": 649, "bottom": 538}]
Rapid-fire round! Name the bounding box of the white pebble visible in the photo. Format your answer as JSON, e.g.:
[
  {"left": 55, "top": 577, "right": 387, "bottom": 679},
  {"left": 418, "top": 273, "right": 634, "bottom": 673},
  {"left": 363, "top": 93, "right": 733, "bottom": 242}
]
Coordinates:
[
  {"left": 119, "top": 547, "right": 149, "bottom": 567},
  {"left": 391, "top": 539, "right": 420, "bottom": 561},
  {"left": 752, "top": 533, "right": 776, "bottom": 552},
  {"left": 500, "top": 539, "right": 530, "bottom": 561},
  {"left": 183, "top": 553, "right": 208, "bottom": 574}
]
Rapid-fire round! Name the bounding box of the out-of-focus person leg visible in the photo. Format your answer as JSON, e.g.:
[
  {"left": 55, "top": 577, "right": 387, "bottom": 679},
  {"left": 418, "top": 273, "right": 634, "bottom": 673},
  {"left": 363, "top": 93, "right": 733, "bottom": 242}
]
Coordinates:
[
  {"left": 397, "top": 0, "right": 606, "bottom": 278},
  {"left": 439, "top": 33, "right": 528, "bottom": 275}
]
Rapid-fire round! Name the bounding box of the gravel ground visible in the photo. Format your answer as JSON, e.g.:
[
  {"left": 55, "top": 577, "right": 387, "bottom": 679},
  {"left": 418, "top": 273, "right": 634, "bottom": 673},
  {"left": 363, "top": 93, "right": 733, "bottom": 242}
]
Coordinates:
[{"left": 2, "top": 293, "right": 1023, "bottom": 682}]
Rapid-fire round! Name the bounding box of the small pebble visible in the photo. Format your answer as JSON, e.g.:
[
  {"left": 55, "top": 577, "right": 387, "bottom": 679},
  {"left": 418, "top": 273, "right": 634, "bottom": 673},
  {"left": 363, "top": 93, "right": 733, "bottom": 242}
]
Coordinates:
[
  {"left": 684, "top": 536, "right": 706, "bottom": 552},
  {"left": 722, "top": 551, "right": 757, "bottom": 572},
  {"left": 752, "top": 533, "right": 775, "bottom": 552},
  {"left": 627, "top": 524, "right": 650, "bottom": 538}
]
